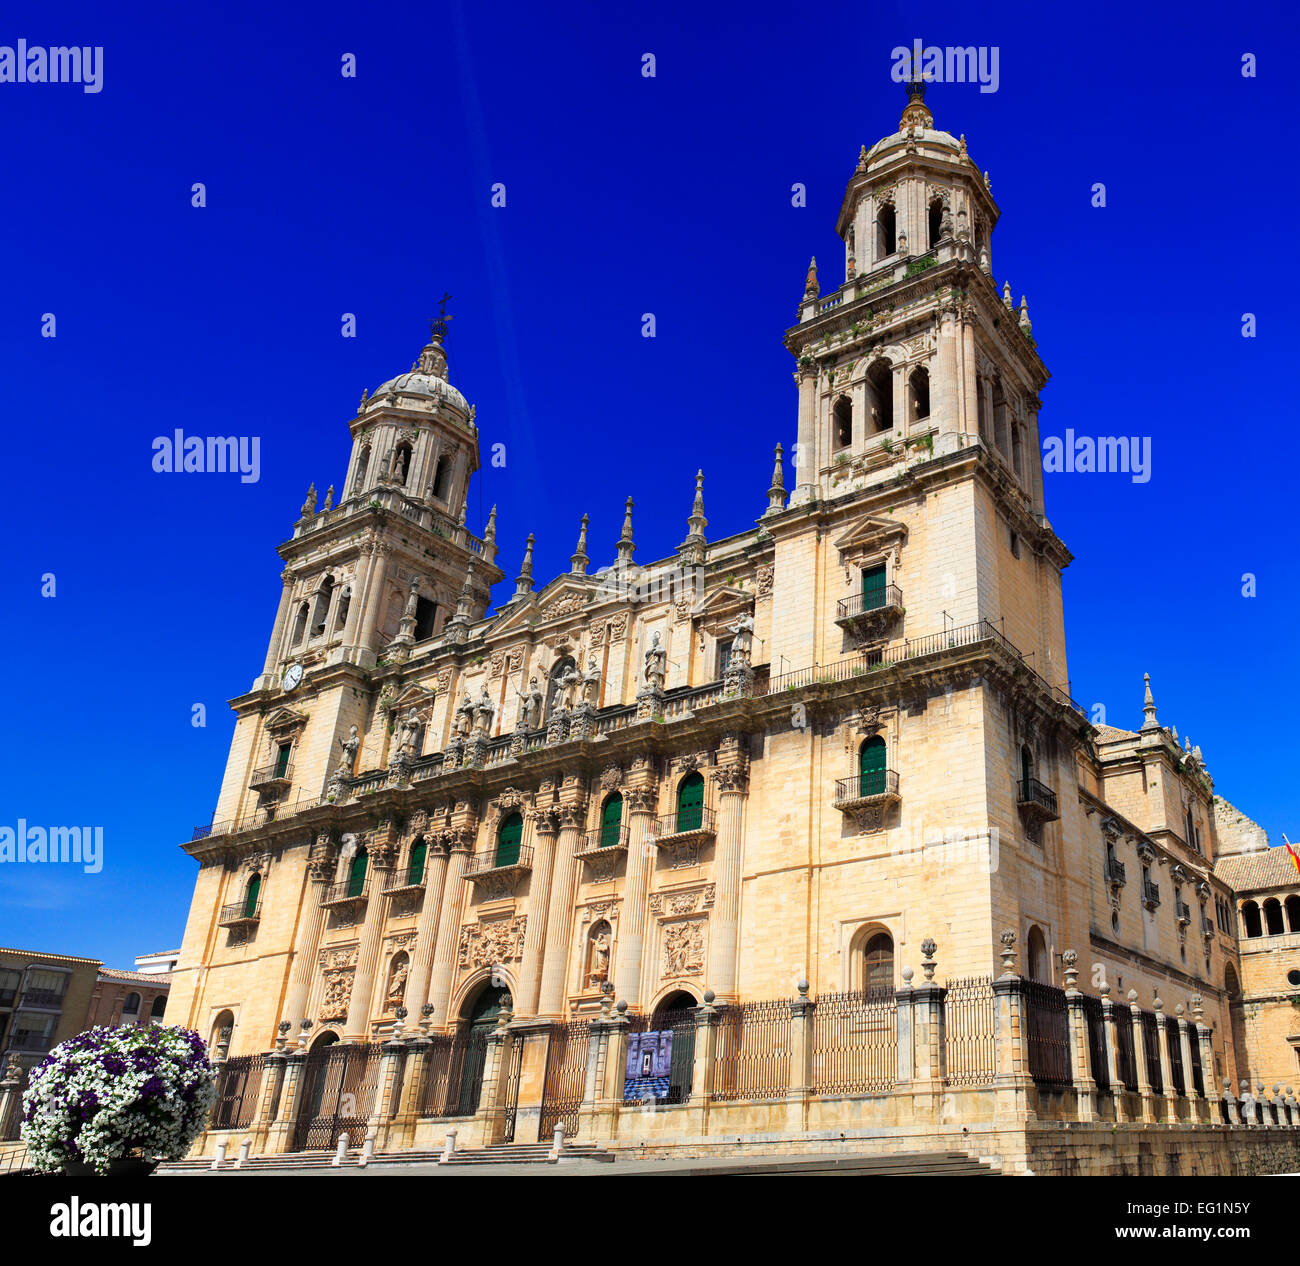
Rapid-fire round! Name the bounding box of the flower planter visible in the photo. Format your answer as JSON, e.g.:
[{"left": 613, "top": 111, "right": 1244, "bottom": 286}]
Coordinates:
[{"left": 63, "top": 1157, "right": 159, "bottom": 1178}]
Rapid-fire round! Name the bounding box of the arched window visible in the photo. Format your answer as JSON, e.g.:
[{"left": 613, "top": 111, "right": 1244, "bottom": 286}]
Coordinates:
[
  {"left": 291, "top": 601, "right": 310, "bottom": 646},
  {"left": 545, "top": 656, "right": 576, "bottom": 720},
  {"left": 992, "top": 381, "right": 1010, "bottom": 456},
  {"left": 832, "top": 397, "right": 853, "bottom": 450},
  {"left": 243, "top": 873, "right": 261, "bottom": 919},
  {"left": 676, "top": 772, "right": 704, "bottom": 833},
  {"left": 1224, "top": 963, "right": 1240, "bottom": 998},
  {"left": 1019, "top": 745, "right": 1035, "bottom": 795},
  {"left": 413, "top": 597, "right": 438, "bottom": 642},
  {"left": 1264, "top": 898, "right": 1285, "bottom": 936},
  {"left": 1026, "top": 925, "right": 1048, "bottom": 982},
  {"left": 496, "top": 812, "right": 523, "bottom": 868},
  {"left": 863, "top": 932, "right": 894, "bottom": 995},
  {"left": 908, "top": 366, "right": 930, "bottom": 421},
  {"left": 336, "top": 585, "right": 352, "bottom": 633},
  {"left": 386, "top": 952, "right": 409, "bottom": 1009},
  {"left": 866, "top": 361, "right": 893, "bottom": 432},
  {"left": 1241, "top": 901, "right": 1262, "bottom": 939},
  {"left": 1286, "top": 895, "right": 1300, "bottom": 933},
  {"left": 431, "top": 455, "right": 451, "bottom": 501},
  {"left": 876, "top": 203, "right": 896, "bottom": 258},
  {"left": 210, "top": 1009, "right": 234, "bottom": 1049},
  {"left": 393, "top": 442, "right": 413, "bottom": 486},
  {"left": 1011, "top": 424, "right": 1024, "bottom": 478},
  {"left": 928, "top": 198, "right": 944, "bottom": 249},
  {"left": 353, "top": 444, "right": 371, "bottom": 492},
  {"left": 976, "top": 376, "right": 989, "bottom": 440},
  {"left": 407, "top": 836, "right": 427, "bottom": 887},
  {"left": 346, "top": 847, "right": 368, "bottom": 898},
  {"left": 149, "top": 995, "right": 167, "bottom": 1020},
  {"left": 858, "top": 735, "right": 887, "bottom": 796},
  {"left": 122, "top": 992, "right": 141, "bottom": 1019},
  {"left": 1185, "top": 808, "right": 1198, "bottom": 852},
  {"left": 600, "top": 794, "right": 624, "bottom": 848},
  {"left": 311, "top": 575, "right": 334, "bottom": 638}
]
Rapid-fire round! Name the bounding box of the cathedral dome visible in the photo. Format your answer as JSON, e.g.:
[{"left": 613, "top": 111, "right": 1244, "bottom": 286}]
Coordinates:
[{"left": 369, "top": 321, "right": 471, "bottom": 416}]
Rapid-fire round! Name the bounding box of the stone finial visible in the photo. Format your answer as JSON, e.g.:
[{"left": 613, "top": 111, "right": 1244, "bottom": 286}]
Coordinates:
[
  {"left": 1127, "top": 988, "right": 1139, "bottom": 1005},
  {"left": 300, "top": 482, "right": 318, "bottom": 519},
  {"left": 322, "top": 485, "right": 334, "bottom": 512},
  {"left": 1099, "top": 980, "right": 1111, "bottom": 998},
  {"left": 999, "top": 929, "right": 1018, "bottom": 976},
  {"left": 983, "top": 170, "right": 991, "bottom": 191},
  {"left": 901, "top": 965, "right": 914, "bottom": 986},
  {"left": 1018, "top": 296, "right": 1031, "bottom": 332},
  {"left": 679, "top": 470, "right": 708, "bottom": 561},
  {"left": 615, "top": 999, "right": 628, "bottom": 1015},
  {"left": 1140, "top": 673, "right": 1160, "bottom": 731},
  {"left": 1001, "top": 281, "right": 1014, "bottom": 310},
  {"left": 857, "top": 144, "right": 868, "bottom": 172},
  {"left": 484, "top": 503, "right": 498, "bottom": 547},
  {"left": 765, "top": 443, "right": 786, "bottom": 516},
  {"left": 1175, "top": 1003, "right": 1185, "bottom": 1018},
  {"left": 804, "top": 256, "right": 819, "bottom": 299},
  {"left": 796, "top": 978, "right": 810, "bottom": 998},
  {"left": 513, "top": 533, "right": 535, "bottom": 600},
  {"left": 1153, "top": 995, "right": 1163, "bottom": 1013},
  {"left": 1191, "top": 993, "right": 1204, "bottom": 1021},
  {"left": 703, "top": 989, "right": 716, "bottom": 1004},
  {"left": 1193, "top": 744, "right": 1203, "bottom": 764},
  {"left": 979, "top": 247, "right": 991, "bottom": 276},
  {"left": 921, "top": 938, "right": 938, "bottom": 982},
  {"left": 1061, "top": 949, "right": 1078, "bottom": 989},
  {"left": 3, "top": 1053, "right": 23, "bottom": 1082},
  {"left": 570, "top": 514, "right": 590, "bottom": 575},
  {"left": 616, "top": 496, "right": 636, "bottom": 565},
  {"left": 360, "top": 387, "right": 369, "bottom": 406}
]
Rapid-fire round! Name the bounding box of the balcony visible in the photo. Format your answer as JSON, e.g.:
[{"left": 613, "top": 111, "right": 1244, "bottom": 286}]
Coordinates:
[
  {"left": 1017, "top": 777, "right": 1060, "bottom": 824},
  {"left": 1176, "top": 900, "right": 1192, "bottom": 927},
  {"left": 383, "top": 867, "right": 427, "bottom": 897},
  {"left": 835, "top": 584, "right": 904, "bottom": 636},
  {"left": 18, "top": 989, "right": 64, "bottom": 1011},
  {"left": 217, "top": 899, "right": 261, "bottom": 928},
  {"left": 249, "top": 761, "right": 293, "bottom": 793},
  {"left": 833, "top": 770, "right": 901, "bottom": 834},
  {"left": 320, "top": 881, "right": 369, "bottom": 910},
  {"left": 464, "top": 846, "right": 534, "bottom": 897},
  {"left": 574, "top": 826, "right": 629, "bottom": 879},
  {"left": 648, "top": 809, "right": 717, "bottom": 867},
  {"left": 1105, "top": 857, "right": 1127, "bottom": 887},
  {"left": 1142, "top": 879, "right": 1161, "bottom": 911},
  {"left": 1201, "top": 916, "right": 1215, "bottom": 940}
]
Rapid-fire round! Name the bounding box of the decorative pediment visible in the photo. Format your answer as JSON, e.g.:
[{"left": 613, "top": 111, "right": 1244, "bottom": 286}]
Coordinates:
[
  {"left": 689, "top": 585, "right": 752, "bottom": 636},
  {"left": 534, "top": 577, "right": 597, "bottom": 624},
  {"left": 389, "top": 683, "right": 436, "bottom": 714},
  {"left": 264, "top": 707, "right": 308, "bottom": 735},
  {"left": 834, "top": 512, "right": 908, "bottom": 562}
]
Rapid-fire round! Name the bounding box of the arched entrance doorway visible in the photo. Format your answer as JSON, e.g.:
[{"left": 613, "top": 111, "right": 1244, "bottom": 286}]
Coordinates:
[
  {"left": 628, "top": 990, "right": 697, "bottom": 1105},
  {"left": 292, "top": 1033, "right": 383, "bottom": 1152},
  {"left": 453, "top": 982, "right": 514, "bottom": 1122}
]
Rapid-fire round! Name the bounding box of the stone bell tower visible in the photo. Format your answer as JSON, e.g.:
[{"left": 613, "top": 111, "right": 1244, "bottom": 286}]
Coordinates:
[{"left": 211, "top": 315, "right": 504, "bottom": 830}]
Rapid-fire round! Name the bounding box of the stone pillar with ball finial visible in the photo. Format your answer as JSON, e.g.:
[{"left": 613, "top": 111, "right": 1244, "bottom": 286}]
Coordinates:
[{"left": 1062, "top": 950, "right": 1097, "bottom": 1123}]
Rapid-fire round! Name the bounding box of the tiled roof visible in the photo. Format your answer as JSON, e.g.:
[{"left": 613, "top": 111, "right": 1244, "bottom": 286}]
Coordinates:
[
  {"left": 1214, "top": 846, "right": 1300, "bottom": 894},
  {"left": 98, "top": 968, "right": 172, "bottom": 985},
  {"left": 1093, "top": 725, "right": 1136, "bottom": 744}
]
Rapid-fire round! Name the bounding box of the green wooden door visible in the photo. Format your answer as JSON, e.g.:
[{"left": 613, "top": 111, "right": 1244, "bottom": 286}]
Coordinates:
[
  {"left": 243, "top": 874, "right": 260, "bottom": 919},
  {"left": 859, "top": 737, "right": 886, "bottom": 796},
  {"left": 496, "top": 813, "right": 523, "bottom": 867},
  {"left": 600, "top": 794, "right": 623, "bottom": 847},
  {"left": 677, "top": 773, "right": 704, "bottom": 832},
  {"left": 862, "top": 564, "right": 887, "bottom": 611},
  {"left": 346, "top": 849, "right": 368, "bottom": 897},
  {"left": 407, "top": 838, "right": 426, "bottom": 886}
]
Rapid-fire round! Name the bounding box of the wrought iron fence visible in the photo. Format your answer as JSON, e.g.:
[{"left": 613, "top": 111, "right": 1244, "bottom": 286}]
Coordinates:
[
  {"left": 1168, "top": 1021, "right": 1185, "bottom": 1095},
  {"left": 943, "top": 977, "right": 996, "bottom": 1086},
  {"left": 811, "top": 987, "right": 898, "bottom": 1095},
  {"left": 1141, "top": 1011, "right": 1163, "bottom": 1094},
  {"left": 291, "top": 1043, "right": 383, "bottom": 1152},
  {"left": 713, "top": 1000, "right": 791, "bottom": 1102},
  {"left": 1022, "top": 979, "right": 1071, "bottom": 1086},
  {"left": 1081, "top": 993, "right": 1109, "bottom": 1091},
  {"left": 1189, "top": 1030, "right": 1205, "bottom": 1097},
  {"left": 538, "top": 1020, "right": 592, "bottom": 1140},
  {"left": 211, "top": 1054, "right": 265, "bottom": 1130},
  {"left": 1115, "top": 1008, "right": 1139, "bottom": 1092},
  {"left": 419, "top": 1028, "right": 488, "bottom": 1119},
  {"left": 625, "top": 1009, "right": 697, "bottom": 1105},
  {"left": 833, "top": 770, "right": 900, "bottom": 802}
]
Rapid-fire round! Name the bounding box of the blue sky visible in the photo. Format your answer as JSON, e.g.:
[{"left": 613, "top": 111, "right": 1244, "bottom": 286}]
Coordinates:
[{"left": 1, "top": 0, "right": 1296, "bottom": 967}]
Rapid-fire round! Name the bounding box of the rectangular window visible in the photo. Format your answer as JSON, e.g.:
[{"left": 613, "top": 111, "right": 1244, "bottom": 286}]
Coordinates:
[
  {"left": 274, "top": 744, "right": 292, "bottom": 777},
  {"left": 716, "top": 638, "right": 734, "bottom": 678},
  {"left": 0, "top": 968, "right": 20, "bottom": 1009},
  {"left": 862, "top": 564, "right": 887, "bottom": 611}
]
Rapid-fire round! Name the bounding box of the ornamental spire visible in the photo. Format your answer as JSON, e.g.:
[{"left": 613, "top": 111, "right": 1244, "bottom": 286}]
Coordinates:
[
  {"left": 765, "top": 443, "right": 786, "bottom": 516},
  {"left": 571, "top": 514, "right": 590, "bottom": 575},
  {"left": 679, "top": 471, "right": 708, "bottom": 564},
  {"left": 900, "top": 56, "right": 934, "bottom": 130},
  {"left": 1140, "top": 673, "right": 1160, "bottom": 732},
  {"left": 804, "top": 256, "right": 819, "bottom": 299},
  {"left": 616, "top": 497, "right": 635, "bottom": 565},
  {"left": 513, "top": 533, "right": 535, "bottom": 600}
]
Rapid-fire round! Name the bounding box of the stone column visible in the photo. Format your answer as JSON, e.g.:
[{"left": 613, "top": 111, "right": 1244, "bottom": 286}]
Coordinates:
[
  {"left": 344, "top": 860, "right": 393, "bottom": 1042},
  {"left": 1130, "top": 990, "right": 1158, "bottom": 1125},
  {"left": 578, "top": 989, "right": 618, "bottom": 1140},
  {"left": 961, "top": 312, "right": 978, "bottom": 440},
  {"left": 474, "top": 1012, "right": 516, "bottom": 1146},
  {"left": 248, "top": 1043, "right": 288, "bottom": 1153},
  {"left": 282, "top": 842, "right": 334, "bottom": 1032},
  {"left": 911, "top": 940, "right": 947, "bottom": 1125},
  {"left": 688, "top": 991, "right": 721, "bottom": 1135},
  {"left": 895, "top": 969, "right": 915, "bottom": 1084},
  {"left": 613, "top": 783, "right": 659, "bottom": 1010},
  {"left": 1101, "top": 984, "right": 1125, "bottom": 1123},
  {"left": 265, "top": 1049, "right": 307, "bottom": 1154},
  {"left": 788, "top": 981, "right": 814, "bottom": 1097},
  {"left": 705, "top": 745, "right": 750, "bottom": 1003},
  {"left": 0, "top": 1064, "right": 22, "bottom": 1143},
  {"left": 407, "top": 839, "right": 451, "bottom": 1013},
  {"left": 1154, "top": 998, "right": 1178, "bottom": 1124},
  {"left": 991, "top": 931, "right": 1035, "bottom": 1123},
  {"left": 791, "top": 361, "right": 818, "bottom": 504},
  {"left": 538, "top": 798, "right": 588, "bottom": 1018},
  {"left": 392, "top": 1033, "right": 428, "bottom": 1148},
  {"left": 515, "top": 810, "right": 559, "bottom": 1018},
  {"left": 259, "top": 570, "right": 296, "bottom": 680},
  {"left": 355, "top": 541, "right": 392, "bottom": 657},
  {"left": 1221, "top": 1079, "right": 1240, "bottom": 1125},
  {"left": 368, "top": 1036, "right": 407, "bottom": 1151},
  {"left": 1062, "top": 951, "right": 1096, "bottom": 1123},
  {"left": 426, "top": 829, "right": 474, "bottom": 1028},
  {"left": 1239, "top": 1080, "right": 1258, "bottom": 1125},
  {"left": 1175, "top": 1004, "right": 1202, "bottom": 1122}
]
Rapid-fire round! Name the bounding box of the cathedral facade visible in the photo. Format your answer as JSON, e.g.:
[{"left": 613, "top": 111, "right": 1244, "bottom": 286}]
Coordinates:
[{"left": 166, "top": 83, "right": 1300, "bottom": 1174}]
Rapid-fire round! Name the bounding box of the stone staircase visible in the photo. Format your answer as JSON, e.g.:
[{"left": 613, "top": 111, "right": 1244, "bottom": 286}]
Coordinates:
[
  {"left": 441, "top": 1141, "right": 614, "bottom": 1166},
  {"left": 676, "top": 1151, "right": 999, "bottom": 1176}
]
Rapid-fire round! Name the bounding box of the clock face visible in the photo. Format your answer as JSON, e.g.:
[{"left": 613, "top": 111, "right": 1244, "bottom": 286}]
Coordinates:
[{"left": 281, "top": 663, "right": 303, "bottom": 692}]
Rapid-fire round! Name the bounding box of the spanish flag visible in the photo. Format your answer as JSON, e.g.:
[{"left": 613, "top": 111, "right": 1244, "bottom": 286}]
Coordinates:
[{"left": 1285, "top": 841, "right": 1300, "bottom": 879}]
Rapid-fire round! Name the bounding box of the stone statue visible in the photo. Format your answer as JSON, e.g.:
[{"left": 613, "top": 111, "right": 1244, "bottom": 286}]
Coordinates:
[
  {"left": 515, "top": 676, "right": 544, "bottom": 729},
  {"left": 387, "top": 959, "right": 409, "bottom": 1003},
  {"left": 336, "top": 724, "right": 360, "bottom": 774},
  {"left": 727, "top": 613, "right": 754, "bottom": 662},
  {"left": 399, "top": 710, "right": 420, "bottom": 757},
  {"left": 587, "top": 930, "right": 611, "bottom": 986},
  {"left": 403, "top": 583, "right": 419, "bottom": 618},
  {"left": 473, "top": 685, "right": 495, "bottom": 734},
  {"left": 580, "top": 657, "right": 601, "bottom": 706},
  {"left": 453, "top": 692, "right": 475, "bottom": 737},
  {"left": 392, "top": 448, "right": 407, "bottom": 482},
  {"left": 643, "top": 631, "right": 667, "bottom": 689},
  {"left": 557, "top": 660, "right": 583, "bottom": 709}
]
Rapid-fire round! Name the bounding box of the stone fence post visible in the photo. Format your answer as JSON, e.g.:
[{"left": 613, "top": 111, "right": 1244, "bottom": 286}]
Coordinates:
[
  {"left": 1062, "top": 951, "right": 1096, "bottom": 1123},
  {"left": 1154, "top": 998, "right": 1178, "bottom": 1124},
  {"left": 991, "top": 930, "right": 1035, "bottom": 1123},
  {"left": 911, "top": 938, "right": 947, "bottom": 1107},
  {"left": 1129, "top": 991, "right": 1157, "bottom": 1125},
  {"left": 785, "top": 979, "right": 814, "bottom": 1134}
]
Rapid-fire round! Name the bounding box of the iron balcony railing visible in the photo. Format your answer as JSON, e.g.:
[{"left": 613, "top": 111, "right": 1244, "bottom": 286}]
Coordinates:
[
  {"left": 1142, "top": 879, "right": 1161, "bottom": 909},
  {"left": 576, "top": 825, "right": 629, "bottom": 855},
  {"left": 650, "top": 808, "right": 717, "bottom": 839},
  {"left": 18, "top": 989, "right": 64, "bottom": 1010},
  {"left": 836, "top": 584, "right": 904, "bottom": 622},
  {"left": 834, "top": 770, "right": 900, "bottom": 803},
  {"left": 1201, "top": 916, "right": 1215, "bottom": 938},
  {"left": 321, "top": 880, "right": 369, "bottom": 906},
  {"left": 249, "top": 761, "right": 294, "bottom": 790},
  {"left": 384, "top": 866, "right": 426, "bottom": 894},
  {"left": 464, "top": 846, "right": 534, "bottom": 876},
  {"left": 1105, "top": 857, "right": 1127, "bottom": 886},
  {"left": 1176, "top": 900, "right": 1192, "bottom": 926},
  {"left": 1017, "top": 777, "right": 1059, "bottom": 818},
  {"left": 218, "top": 899, "right": 261, "bottom": 926}
]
